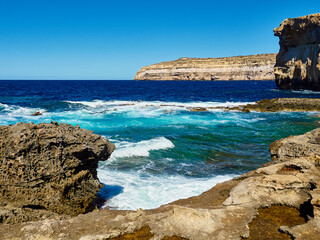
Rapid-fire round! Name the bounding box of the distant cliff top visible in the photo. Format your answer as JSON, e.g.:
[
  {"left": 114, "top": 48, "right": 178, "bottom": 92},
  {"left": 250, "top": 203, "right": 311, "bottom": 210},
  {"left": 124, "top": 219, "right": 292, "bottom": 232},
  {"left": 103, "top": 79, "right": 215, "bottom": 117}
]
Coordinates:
[
  {"left": 139, "top": 53, "right": 276, "bottom": 70},
  {"left": 135, "top": 53, "right": 277, "bottom": 81}
]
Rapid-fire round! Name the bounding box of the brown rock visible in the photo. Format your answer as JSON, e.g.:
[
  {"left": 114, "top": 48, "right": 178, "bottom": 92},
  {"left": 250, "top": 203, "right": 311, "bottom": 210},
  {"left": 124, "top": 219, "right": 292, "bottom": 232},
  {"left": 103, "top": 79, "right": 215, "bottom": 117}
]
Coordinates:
[
  {"left": 0, "top": 122, "right": 115, "bottom": 218},
  {"left": 31, "top": 111, "right": 42, "bottom": 116},
  {"left": 269, "top": 127, "right": 320, "bottom": 162},
  {"left": 221, "top": 98, "right": 320, "bottom": 112},
  {"left": 189, "top": 107, "right": 208, "bottom": 112},
  {"left": 274, "top": 13, "right": 320, "bottom": 90},
  {"left": 241, "top": 107, "right": 250, "bottom": 113}
]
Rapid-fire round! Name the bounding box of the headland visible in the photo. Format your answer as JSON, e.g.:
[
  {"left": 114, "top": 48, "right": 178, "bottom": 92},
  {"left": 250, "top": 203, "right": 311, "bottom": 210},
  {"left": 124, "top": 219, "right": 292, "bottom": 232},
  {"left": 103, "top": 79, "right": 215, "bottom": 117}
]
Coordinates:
[{"left": 134, "top": 54, "right": 276, "bottom": 81}]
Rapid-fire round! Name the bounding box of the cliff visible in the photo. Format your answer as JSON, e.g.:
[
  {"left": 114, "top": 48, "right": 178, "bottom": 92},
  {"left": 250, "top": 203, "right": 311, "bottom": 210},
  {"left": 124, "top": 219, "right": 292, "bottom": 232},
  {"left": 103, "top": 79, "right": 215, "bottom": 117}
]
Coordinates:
[
  {"left": 1, "top": 120, "right": 320, "bottom": 239},
  {"left": 134, "top": 53, "right": 276, "bottom": 81},
  {"left": 274, "top": 13, "right": 320, "bottom": 90}
]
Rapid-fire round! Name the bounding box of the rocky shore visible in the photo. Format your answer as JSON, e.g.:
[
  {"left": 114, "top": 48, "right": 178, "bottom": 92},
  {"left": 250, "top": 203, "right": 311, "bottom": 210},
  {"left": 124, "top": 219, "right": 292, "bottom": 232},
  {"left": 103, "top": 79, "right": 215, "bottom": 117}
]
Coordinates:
[
  {"left": 219, "top": 98, "right": 320, "bottom": 113},
  {"left": 134, "top": 54, "right": 276, "bottom": 81},
  {"left": 2, "top": 12, "right": 320, "bottom": 240},
  {"left": 1, "top": 119, "right": 320, "bottom": 239}
]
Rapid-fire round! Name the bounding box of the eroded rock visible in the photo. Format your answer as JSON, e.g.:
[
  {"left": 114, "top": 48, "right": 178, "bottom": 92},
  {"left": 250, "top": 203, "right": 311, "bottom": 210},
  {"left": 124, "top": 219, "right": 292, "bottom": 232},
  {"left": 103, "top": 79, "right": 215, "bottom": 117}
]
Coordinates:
[
  {"left": 0, "top": 122, "right": 115, "bottom": 219},
  {"left": 214, "top": 98, "right": 320, "bottom": 112},
  {"left": 274, "top": 13, "right": 320, "bottom": 90},
  {"left": 269, "top": 127, "right": 320, "bottom": 162}
]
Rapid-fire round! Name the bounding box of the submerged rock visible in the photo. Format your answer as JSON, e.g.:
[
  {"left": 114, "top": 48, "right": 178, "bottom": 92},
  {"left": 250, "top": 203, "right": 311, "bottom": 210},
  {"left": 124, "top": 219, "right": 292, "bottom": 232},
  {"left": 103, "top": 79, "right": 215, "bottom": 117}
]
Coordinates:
[
  {"left": 189, "top": 107, "right": 208, "bottom": 112},
  {"left": 0, "top": 122, "right": 115, "bottom": 219},
  {"left": 274, "top": 13, "right": 320, "bottom": 90},
  {"left": 31, "top": 111, "right": 42, "bottom": 116}
]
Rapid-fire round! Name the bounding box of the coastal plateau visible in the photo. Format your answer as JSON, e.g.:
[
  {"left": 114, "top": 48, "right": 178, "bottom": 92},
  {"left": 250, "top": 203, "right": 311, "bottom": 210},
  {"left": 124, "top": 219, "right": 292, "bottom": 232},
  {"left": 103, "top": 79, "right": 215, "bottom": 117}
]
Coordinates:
[{"left": 134, "top": 54, "right": 276, "bottom": 81}]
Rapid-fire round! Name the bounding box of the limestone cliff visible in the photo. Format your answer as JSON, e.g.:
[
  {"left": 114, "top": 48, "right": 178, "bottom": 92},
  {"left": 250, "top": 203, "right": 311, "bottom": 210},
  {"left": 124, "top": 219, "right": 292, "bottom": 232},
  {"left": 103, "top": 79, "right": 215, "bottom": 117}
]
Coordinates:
[
  {"left": 274, "top": 13, "right": 320, "bottom": 90},
  {"left": 135, "top": 54, "right": 276, "bottom": 81}
]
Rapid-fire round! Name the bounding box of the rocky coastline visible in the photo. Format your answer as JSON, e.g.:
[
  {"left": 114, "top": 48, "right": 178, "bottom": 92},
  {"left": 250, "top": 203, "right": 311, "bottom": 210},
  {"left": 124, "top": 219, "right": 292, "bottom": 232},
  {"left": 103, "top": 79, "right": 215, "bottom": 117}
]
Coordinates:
[
  {"left": 134, "top": 54, "right": 276, "bottom": 81},
  {"left": 2, "top": 13, "right": 320, "bottom": 240},
  {"left": 1, "top": 120, "right": 320, "bottom": 239}
]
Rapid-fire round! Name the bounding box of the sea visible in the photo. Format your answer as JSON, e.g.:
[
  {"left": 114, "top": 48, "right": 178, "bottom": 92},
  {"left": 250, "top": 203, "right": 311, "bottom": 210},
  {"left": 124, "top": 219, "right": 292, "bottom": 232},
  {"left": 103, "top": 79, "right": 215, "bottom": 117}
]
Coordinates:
[{"left": 1, "top": 80, "right": 320, "bottom": 210}]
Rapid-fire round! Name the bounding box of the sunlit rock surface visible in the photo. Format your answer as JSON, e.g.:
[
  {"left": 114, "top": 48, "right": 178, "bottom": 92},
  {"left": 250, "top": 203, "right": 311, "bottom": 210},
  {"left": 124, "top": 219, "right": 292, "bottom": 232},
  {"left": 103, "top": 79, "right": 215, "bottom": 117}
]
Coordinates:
[
  {"left": 274, "top": 13, "right": 320, "bottom": 90},
  {"left": 135, "top": 54, "right": 276, "bottom": 81},
  {"left": 0, "top": 122, "right": 115, "bottom": 223}
]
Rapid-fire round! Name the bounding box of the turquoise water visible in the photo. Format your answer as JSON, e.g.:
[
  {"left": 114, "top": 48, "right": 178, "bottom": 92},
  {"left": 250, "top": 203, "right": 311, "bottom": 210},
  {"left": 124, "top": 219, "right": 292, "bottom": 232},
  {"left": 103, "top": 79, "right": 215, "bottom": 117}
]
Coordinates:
[{"left": 0, "top": 80, "right": 319, "bottom": 210}]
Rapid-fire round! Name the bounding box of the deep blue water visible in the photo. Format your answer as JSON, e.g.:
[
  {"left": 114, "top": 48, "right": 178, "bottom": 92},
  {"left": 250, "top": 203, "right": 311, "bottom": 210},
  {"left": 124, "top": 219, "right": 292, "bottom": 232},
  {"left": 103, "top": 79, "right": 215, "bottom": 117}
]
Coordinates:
[
  {"left": 1, "top": 80, "right": 320, "bottom": 210},
  {"left": 2, "top": 80, "right": 320, "bottom": 104}
]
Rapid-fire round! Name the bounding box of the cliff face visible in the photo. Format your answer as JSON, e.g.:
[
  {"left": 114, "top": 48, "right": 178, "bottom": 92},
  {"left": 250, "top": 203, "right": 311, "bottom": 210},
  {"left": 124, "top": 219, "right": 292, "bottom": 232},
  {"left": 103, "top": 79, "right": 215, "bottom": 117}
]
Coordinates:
[
  {"left": 135, "top": 54, "right": 276, "bottom": 81},
  {"left": 274, "top": 13, "right": 320, "bottom": 90},
  {"left": 0, "top": 122, "right": 115, "bottom": 221}
]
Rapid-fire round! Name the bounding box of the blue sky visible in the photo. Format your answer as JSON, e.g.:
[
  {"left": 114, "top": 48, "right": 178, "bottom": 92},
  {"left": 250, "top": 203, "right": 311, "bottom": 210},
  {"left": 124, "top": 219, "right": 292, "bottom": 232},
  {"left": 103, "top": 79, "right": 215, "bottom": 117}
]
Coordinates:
[{"left": 0, "top": 0, "right": 319, "bottom": 80}]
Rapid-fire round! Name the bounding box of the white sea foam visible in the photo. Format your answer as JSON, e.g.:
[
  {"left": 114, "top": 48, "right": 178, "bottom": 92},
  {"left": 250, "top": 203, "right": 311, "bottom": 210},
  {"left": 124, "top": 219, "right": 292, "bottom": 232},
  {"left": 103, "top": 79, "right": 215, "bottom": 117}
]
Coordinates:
[
  {"left": 109, "top": 137, "right": 174, "bottom": 160},
  {"left": 0, "top": 103, "right": 9, "bottom": 109},
  {"left": 97, "top": 168, "right": 236, "bottom": 210},
  {"left": 271, "top": 89, "right": 320, "bottom": 95},
  {"left": 65, "top": 100, "right": 255, "bottom": 117},
  {"left": 0, "top": 103, "right": 46, "bottom": 123}
]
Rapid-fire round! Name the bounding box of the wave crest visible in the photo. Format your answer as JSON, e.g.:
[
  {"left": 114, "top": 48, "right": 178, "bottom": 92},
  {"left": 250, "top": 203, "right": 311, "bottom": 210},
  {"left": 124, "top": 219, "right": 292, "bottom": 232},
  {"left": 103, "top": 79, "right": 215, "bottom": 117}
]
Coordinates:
[{"left": 110, "top": 137, "right": 174, "bottom": 159}]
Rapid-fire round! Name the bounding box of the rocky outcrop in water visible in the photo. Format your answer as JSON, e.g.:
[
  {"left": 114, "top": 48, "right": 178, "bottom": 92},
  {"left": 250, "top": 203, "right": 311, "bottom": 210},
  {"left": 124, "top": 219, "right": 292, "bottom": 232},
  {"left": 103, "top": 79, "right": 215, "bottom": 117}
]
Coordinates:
[
  {"left": 229, "top": 98, "right": 320, "bottom": 112},
  {"left": 135, "top": 54, "right": 276, "bottom": 81},
  {"left": 171, "top": 98, "right": 320, "bottom": 113},
  {"left": 1, "top": 125, "right": 320, "bottom": 239},
  {"left": 274, "top": 13, "right": 320, "bottom": 90},
  {"left": 0, "top": 122, "right": 115, "bottom": 223}
]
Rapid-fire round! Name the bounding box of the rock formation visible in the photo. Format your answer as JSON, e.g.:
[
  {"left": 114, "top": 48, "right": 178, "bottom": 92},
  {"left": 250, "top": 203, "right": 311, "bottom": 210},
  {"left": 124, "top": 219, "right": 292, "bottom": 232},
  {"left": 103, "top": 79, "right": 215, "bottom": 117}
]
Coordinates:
[
  {"left": 135, "top": 54, "right": 276, "bottom": 81},
  {"left": 161, "top": 98, "right": 320, "bottom": 113},
  {"left": 228, "top": 98, "right": 320, "bottom": 112},
  {"left": 1, "top": 124, "right": 320, "bottom": 239},
  {"left": 274, "top": 13, "right": 320, "bottom": 90},
  {"left": 0, "top": 122, "right": 115, "bottom": 222}
]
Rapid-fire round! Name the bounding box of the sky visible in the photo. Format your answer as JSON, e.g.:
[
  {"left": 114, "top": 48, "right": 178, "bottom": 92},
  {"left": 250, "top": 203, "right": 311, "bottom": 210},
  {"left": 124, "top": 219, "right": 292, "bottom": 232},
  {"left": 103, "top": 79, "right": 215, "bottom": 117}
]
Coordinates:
[{"left": 0, "top": 0, "right": 319, "bottom": 80}]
